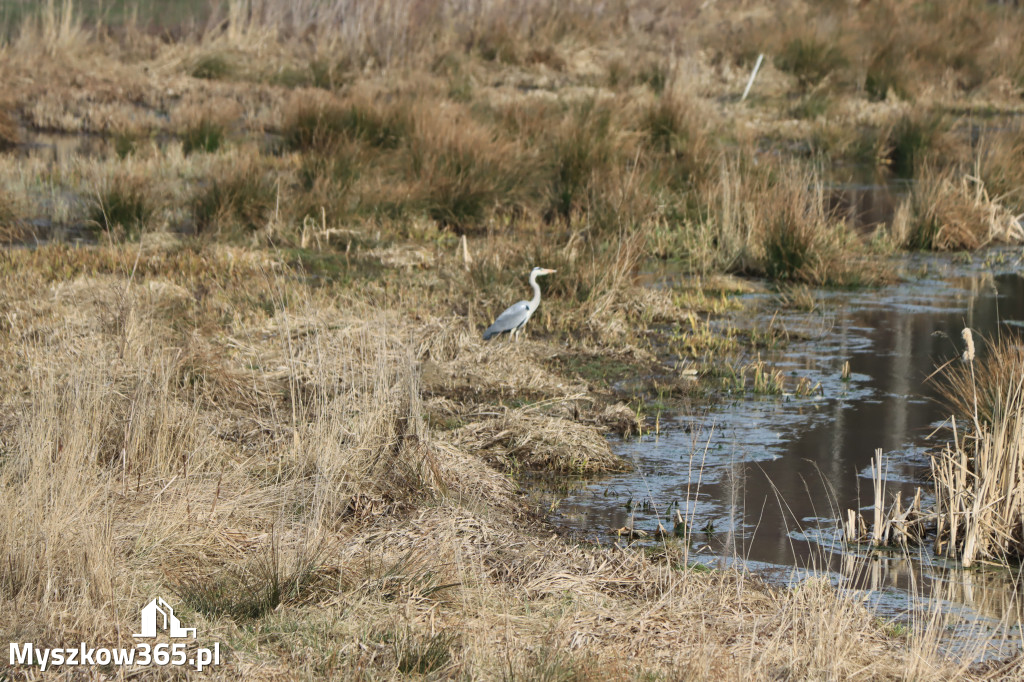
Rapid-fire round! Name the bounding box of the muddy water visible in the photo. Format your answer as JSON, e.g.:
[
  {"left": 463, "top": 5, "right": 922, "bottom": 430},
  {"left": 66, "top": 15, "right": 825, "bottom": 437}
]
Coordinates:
[{"left": 551, "top": 252, "right": 1024, "bottom": 659}]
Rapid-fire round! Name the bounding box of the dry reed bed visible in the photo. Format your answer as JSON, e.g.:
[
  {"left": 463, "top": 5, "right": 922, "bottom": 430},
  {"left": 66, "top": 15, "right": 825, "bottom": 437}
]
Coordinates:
[
  {"left": 1, "top": 1, "right": 1024, "bottom": 288},
  {"left": 0, "top": 241, "right": 982, "bottom": 679},
  {"left": 846, "top": 334, "right": 1024, "bottom": 570}
]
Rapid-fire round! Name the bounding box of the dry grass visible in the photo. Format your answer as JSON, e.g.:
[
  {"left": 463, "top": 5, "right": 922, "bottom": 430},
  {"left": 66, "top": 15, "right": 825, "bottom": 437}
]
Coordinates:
[
  {"left": 0, "top": 241, "right": 977, "bottom": 679},
  {"left": 938, "top": 334, "right": 1024, "bottom": 428},
  {"left": 931, "top": 334, "right": 1024, "bottom": 566},
  {"left": 848, "top": 333, "right": 1024, "bottom": 568},
  {"left": 890, "top": 166, "right": 1024, "bottom": 251},
  {"left": 453, "top": 408, "right": 629, "bottom": 474},
  {"left": 976, "top": 122, "right": 1024, "bottom": 216},
  {"left": 3, "top": 0, "right": 1024, "bottom": 677},
  {"left": 689, "top": 158, "right": 884, "bottom": 286},
  {"left": 0, "top": 105, "right": 18, "bottom": 150}
]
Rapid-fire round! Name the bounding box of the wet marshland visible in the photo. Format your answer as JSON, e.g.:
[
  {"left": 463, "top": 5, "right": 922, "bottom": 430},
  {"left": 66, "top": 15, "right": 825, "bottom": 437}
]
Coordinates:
[{"left": 548, "top": 247, "right": 1024, "bottom": 659}]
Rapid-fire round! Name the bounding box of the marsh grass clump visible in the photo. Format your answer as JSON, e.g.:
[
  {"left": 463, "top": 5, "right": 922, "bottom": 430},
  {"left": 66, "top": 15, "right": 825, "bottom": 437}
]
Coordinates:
[
  {"left": 864, "top": 40, "right": 907, "bottom": 101},
  {"left": 638, "top": 60, "right": 669, "bottom": 94},
  {"left": 469, "top": 20, "right": 521, "bottom": 65},
  {"left": 891, "top": 166, "right": 1023, "bottom": 251},
  {"left": 790, "top": 92, "right": 832, "bottom": 120},
  {"left": 193, "top": 164, "right": 277, "bottom": 236},
  {"left": 295, "top": 142, "right": 361, "bottom": 222},
  {"left": 182, "top": 117, "right": 225, "bottom": 155},
  {"left": 883, "top": 111, "right": 948, "bottom": 177},
  {"left": 937, "top": 334, "right": 1024, "bottom": 432},
  {"left": 112, "top": 127, "right": 138, "bottom": 159},
  {"left": 409, "top": 112, "right": 524, "bottom": 233},
  {"left": 641, "top": 95, "right": 714, "bottom": 187},
  {"left": 861, "top": 3, "right": 911, "bottom": 103},
  {"left": 0, "top": 106, "right": 19, "bottom": 150},
  {"left": 547, "top": 100, "right": 619, "bottom": 221},
  {"left": 191, "top": 52, "right": 234, "bottom": 80},
  {"left": 762, "top": 208, "right": 815, "bottom": 281},
  {"left": 976, "top": 124, "right": 1024, "bottom": 215},
  {"left": 90, "top": 175, "right": 154, "bottom": 237},
  {"left": 177, "top": 538, "right": 324, "bottom": 620},
  {"left": 284, "top": 96, "right": 410, "bottom": 152},
  {"left": 930, "top": 332, "right": 1024, "bottom": 566},
  {"left": 693, "top": 159, "right": 877, "bottom": 286},
  {"left": 775, "top": 34, "right": 849, "bottom": 91},
  {"left": 0, "top": 190, "right": 26, "bottom": 243},
  {"left": 394, "top": 629, "right": 458, "bottom": 675}
]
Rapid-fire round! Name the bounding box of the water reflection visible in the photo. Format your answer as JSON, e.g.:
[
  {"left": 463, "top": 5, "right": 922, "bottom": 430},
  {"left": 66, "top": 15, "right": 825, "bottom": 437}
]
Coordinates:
[
  {"left": 828, "top": 178, "right": 911, "bottom": 234},
  {"left": 551, "top": 254, "right": 1024, "bottom": 654}
]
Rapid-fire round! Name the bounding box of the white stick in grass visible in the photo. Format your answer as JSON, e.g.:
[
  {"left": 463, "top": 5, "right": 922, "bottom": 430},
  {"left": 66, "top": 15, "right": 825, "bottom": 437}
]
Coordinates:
[{"left": 741, "top": 53, "right": 764, "bottom": 102}]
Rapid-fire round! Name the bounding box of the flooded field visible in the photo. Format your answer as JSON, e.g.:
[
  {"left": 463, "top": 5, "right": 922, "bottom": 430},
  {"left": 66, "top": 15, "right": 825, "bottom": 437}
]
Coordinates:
[{"left": 547, "top": 251, "right": 1024, "bottom": 659}]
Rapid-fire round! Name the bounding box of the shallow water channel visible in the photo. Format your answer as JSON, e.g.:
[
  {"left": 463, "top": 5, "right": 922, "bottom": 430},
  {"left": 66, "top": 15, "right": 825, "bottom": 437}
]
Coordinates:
[{"left": 548, "top": 251, "right": 1024, "bottom": 661}]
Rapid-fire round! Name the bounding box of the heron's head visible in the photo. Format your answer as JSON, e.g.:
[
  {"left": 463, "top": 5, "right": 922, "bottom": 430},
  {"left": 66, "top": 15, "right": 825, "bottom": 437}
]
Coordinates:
[{"left": 531, "top": 267, "right": 556, "bottom": 277}]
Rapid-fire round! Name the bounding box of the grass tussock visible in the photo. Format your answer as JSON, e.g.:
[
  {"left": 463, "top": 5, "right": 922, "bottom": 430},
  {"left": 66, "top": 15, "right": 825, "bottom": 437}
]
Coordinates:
[
  {"left": 283, "top": 93, "right": 411, "bottom": 152},
  {"left": 976, "top": 123, "right": 1024, "bottom": 215},
  {"left": 774, "top": 30, "right": 850, "bottom": 92},
  {"left": 890, "top": 166, "right": 1024, "bottom": 251},
  {"left": 932, "top": 333, "right": 1024, "bottom": 567},
  {"left": 547, "top": 99, "right": 621, "bottom": 222},
  {"left": 0, "top": 106, "right": 19, "bottom": 150},
  {"left": 409, "top": 107, "right": 525, "bottom": 233},
  {"left": 89, "top": 174, "right": 156, "bottom": 237},
  {"left": 642, "top": 92, "right": 716, "bottom": 188},
  {"left": 0, "top": 189, "right": 27, "bottom": 243},
  {"left": 191, "top": 52, "right": 235, "bottom": 80},
  {"left": 175, "top": 535, "right": 325, "bottom": 620},
  {"left": 192, "top": 159, "right": 278, "bottom": 237},
  {"left": 182, "top": 116, "right": 226, "bottom": 155},
  {"left": 881, "top": 111, "right": 952, "bottom": 178},
  {"left": 689, "top": 159, "right": 881, "bottom": 286},
  {"left": 937, "top": 334, "right": 1024, "bottom": 438},
  {"left": 454, "top": 408, "right": 630, "bottom": 475}
]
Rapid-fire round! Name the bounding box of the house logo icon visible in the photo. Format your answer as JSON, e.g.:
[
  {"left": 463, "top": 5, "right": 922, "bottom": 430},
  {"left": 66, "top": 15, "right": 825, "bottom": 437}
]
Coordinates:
[{"left": 133, "top": 597, "right": 196, "bottom": 639}]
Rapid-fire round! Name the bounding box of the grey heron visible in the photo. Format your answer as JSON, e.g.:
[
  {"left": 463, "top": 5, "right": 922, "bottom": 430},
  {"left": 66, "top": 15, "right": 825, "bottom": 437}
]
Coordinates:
[{"left": 483, "top": 267, "right": 556, "bottom": 341}]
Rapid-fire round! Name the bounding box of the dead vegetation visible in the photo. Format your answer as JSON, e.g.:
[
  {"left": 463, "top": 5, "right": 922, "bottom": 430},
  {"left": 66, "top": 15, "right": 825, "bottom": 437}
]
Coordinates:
[
  {"left": 890, "top": 166, "right": 1024, "bottom": 251},
  {"left": 845, "top": 332, "right": 1024, "bottom": 569},
  {"left": 453, "top": 408, "right": 630, "bottom": 474},
  {"left": 3, "top": 0, "right": 1024, "bottom": 678},
  {"left": 0, "top": 241, "right": 978, "bottom": 679}
]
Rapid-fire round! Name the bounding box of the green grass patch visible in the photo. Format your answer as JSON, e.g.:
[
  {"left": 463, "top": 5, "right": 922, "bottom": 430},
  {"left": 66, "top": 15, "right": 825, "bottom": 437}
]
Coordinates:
[
  {"left": 548, "top": 353, "right": 640, "bottom": 388},
  {"left": 175, "top": 542, "right": 322, "bottom": 621},
  {"left": 182, "top": 117, "right": 225, "bottom": 155},
  {"left": 89, "top": 176, "right": 154, "bottom": 237}
]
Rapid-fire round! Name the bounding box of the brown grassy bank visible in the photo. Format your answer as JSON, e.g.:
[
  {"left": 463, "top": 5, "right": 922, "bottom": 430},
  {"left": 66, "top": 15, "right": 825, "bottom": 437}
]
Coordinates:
[
  {"left": 0, "top": 241, "right": 988, "bottom": 680},
  {"left": 3, "top": 0, "right": 1024, "bottom": 678}
]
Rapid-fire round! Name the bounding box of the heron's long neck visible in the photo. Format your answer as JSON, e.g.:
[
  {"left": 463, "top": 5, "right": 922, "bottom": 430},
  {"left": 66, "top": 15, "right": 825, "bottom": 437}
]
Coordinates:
[{"left": 529, "top": 273, "right": 542, "bottom": 310}]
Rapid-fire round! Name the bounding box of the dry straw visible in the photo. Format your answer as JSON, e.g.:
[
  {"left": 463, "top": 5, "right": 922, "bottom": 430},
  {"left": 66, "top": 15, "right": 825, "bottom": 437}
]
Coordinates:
[{"left": 848, "top": 330, "right": 1024, "bottom": 568}]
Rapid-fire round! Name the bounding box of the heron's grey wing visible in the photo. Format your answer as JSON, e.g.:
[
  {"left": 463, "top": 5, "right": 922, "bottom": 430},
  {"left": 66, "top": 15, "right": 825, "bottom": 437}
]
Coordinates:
[{"left": 483, "top": 301, "right": 532, "bottom": 340}]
